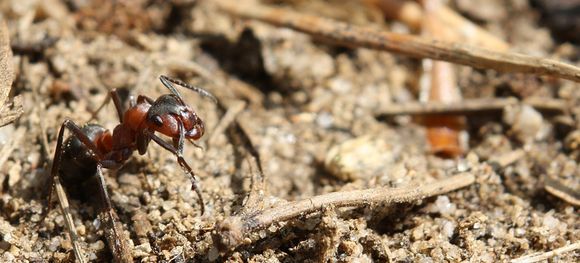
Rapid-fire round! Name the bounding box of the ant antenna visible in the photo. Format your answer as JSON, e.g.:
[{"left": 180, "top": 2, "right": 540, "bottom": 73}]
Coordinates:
[{"left": 159, "top": 75, "right": 218, "bottom": 104}]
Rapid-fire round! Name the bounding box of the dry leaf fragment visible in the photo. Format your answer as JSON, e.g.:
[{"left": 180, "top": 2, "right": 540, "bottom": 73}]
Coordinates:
[
  {"left": 0, "top": 18, "right": 14, "bottom": 107},
  {"left": 0, "top": 18, "right": 23, "bottom": 127}
]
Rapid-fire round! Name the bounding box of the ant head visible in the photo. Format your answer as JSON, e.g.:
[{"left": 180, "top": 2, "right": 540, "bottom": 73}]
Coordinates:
[{"left": 146, "top": 94, "right": 205, "bottom": 140}]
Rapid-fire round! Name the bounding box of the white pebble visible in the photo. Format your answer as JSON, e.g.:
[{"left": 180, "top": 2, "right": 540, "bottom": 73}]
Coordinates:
[
  {"left": 434, "top": 196, "right": 456, "bottom": 216},
  {"left": 441, "top": 220, "right": 456, "bottom": 239}
]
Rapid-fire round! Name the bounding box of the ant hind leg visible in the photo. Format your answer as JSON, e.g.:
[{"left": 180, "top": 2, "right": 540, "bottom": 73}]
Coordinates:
[
  {"left": 41, "top": 119, "right": 91, "bottom": 262},
  {"left": 94, "top": 163, "right": 133, "bottom": 262}
]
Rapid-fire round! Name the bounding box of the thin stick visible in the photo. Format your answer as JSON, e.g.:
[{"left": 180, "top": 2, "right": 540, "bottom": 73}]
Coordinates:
[
  {"left": 215, "top": 172, "right": 475, "bottom": 250},
  {"left": 216, "top": 1, "right": 580, "bottom": 82},
  {"left": 544, "top": 176, "right": 580, "bottom": 206},
  {"left": 377, "top": 97, "right": 567, "bottom": 116},
  {"left": 511, "top": 241, "right": 580, "bottom": 263}
]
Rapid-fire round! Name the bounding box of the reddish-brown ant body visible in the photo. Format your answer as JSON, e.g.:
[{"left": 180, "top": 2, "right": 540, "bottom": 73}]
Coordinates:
[{"left": 43, "top": 75, "right": 215, "bottom": 262}]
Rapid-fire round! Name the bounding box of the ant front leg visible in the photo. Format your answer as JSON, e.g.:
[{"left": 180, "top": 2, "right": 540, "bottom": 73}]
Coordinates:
[{"left": 146, "top": 123, "right": 206, "bottom": 215}]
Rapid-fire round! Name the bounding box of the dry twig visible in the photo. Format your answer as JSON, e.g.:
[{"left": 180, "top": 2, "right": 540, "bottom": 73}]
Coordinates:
[
  {"left": 377, "top": 97, "right": 567, "bottom": 116},
  {"left": 215, "top": 172, "right": 475, "bottom": 251},
  {"left": 216, "top": 1, "right": 580, "bottom": 82},
  {"left": 511, "top": 241, "right": 580, "bottom": 263}
]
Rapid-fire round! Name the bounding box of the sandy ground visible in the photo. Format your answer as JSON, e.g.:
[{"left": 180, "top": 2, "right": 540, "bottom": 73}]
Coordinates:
[{"left": 0, "top": 0, "right": 578, "bottom": 262}]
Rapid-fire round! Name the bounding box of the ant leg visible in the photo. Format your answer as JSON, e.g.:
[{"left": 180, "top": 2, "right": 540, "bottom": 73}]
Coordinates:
[
  {"left": 43, "top": 119, "right": 105, "bottom": 220},
  {"left": 109, "top": 89, "right": 124, "bottom": 122},
  {"left": 88, "top": 94, "right": 111, "bottom": 123},
  {"left": 88, "top": 89, "right": 124, "bottom": 123},
  {"left": 94, "top": 163, "right": 133, "bottom": 262},
  {"left": 41, "top": 119, "right": 97, "bottom": 221},
  {"left": 136, "top": 94, "right": 155, "bottom": 104},
  {"left": 147, "top": 127, "right": 206, "bottom": 215},
  {"left": 159, "top": 75, "right": 217, "bottom": 104},
  {"left": 40, "top": 120, "right": 87, "bottom": 263}
]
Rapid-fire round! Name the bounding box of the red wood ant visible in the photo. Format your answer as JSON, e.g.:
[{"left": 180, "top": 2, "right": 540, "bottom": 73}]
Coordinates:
[{"left": 42, "top": 75, "right": 216, "bottom": 262}]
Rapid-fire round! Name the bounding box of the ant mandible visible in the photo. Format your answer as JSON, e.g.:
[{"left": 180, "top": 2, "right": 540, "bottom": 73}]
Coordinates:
[{"left": 42, "top": 75, "right": 215, "bottom": 260}]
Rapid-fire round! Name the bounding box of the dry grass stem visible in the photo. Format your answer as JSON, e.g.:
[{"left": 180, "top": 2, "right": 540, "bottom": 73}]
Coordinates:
[
  {"left": 511, "top": 241, "right": 580, "bottom": 263},
  {"left": 216, "top": 172, "right": 475, "bottom": 250},
  {"left": 216, "top": 1, "right": 580, "bottom": 82},
  {"left": 544, "top": 176, "right": 580, "bottom": 206},
  {"left": 377, "top": 97, "right": 567, "bottom": 116}
]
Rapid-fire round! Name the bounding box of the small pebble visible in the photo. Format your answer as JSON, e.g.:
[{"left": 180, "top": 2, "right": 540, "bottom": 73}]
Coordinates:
[
  {"left": 325, "top": 136, "right": 394, "bottom": 181},
  {"left": 503, "top": 105, "right": 544, "bottom": 144}
]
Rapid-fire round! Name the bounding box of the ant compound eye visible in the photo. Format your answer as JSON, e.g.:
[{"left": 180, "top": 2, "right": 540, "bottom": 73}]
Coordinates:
[{"left": 152, "top": 115, "right": 164, "bottom": 126}]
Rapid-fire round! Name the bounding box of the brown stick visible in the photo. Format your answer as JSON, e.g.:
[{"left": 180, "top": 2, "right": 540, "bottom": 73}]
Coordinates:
[
  {"left": 216, "top": 1, "right": 580, "bottom": 82},
  {"left": 215, "top": 172, "right": 475, "bottom": 250},
  {"left": 377, "top": 97, "right": 567, "bottom": 116}
]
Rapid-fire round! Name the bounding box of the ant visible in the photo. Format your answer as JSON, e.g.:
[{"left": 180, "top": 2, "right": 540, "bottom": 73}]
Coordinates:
[{"left": 42, "top": 75, "right": 216, "bottom": 262}]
